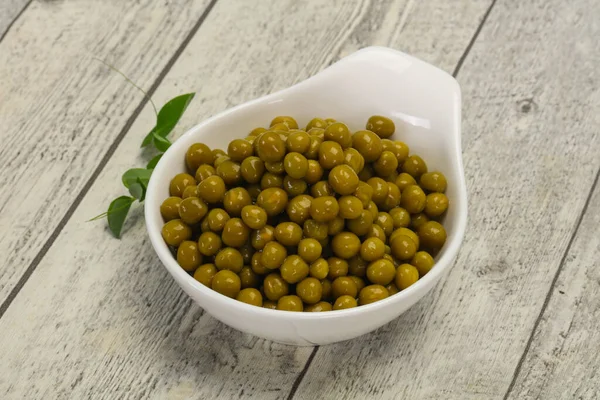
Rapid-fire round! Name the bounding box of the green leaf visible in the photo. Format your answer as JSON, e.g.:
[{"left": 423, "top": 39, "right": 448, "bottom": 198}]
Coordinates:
[
  {"left": 146, "top": 154, "right": 162, "bottom": 169},
  {"left": 128, "top": 182, "right": 144, "bottom": 200},
  {"left": 141, "top": 93, "right": 195, "bottom": 147},
  {"left": 122, "top": 168, "right": 152, "bottom": 189},
  {"left": 152, "top": 133, "right": 171, "bottom": 152},
  {"left": 128, "top": 177, "right": 148, "bottom": 201},
  {"left": 107, "top": 196, "right": 135, "bottom": 238}
]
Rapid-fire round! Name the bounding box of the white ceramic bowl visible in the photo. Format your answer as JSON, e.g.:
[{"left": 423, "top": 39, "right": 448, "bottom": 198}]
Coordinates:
[{"left": 145, "top": 46, "right": 467, "bottom": 346}]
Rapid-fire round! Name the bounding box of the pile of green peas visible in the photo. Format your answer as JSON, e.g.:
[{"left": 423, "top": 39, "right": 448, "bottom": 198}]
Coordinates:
[{"left": 160, "top": 115, "right": 449, "bottom": 312}]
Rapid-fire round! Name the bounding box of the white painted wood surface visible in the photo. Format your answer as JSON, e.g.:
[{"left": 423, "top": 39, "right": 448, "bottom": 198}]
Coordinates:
[
  {"left": 507, "top": 176, "right": 600, "bottom": 400},
  {"left": 0, "top": 0, "right": 29, "bottom": 39},
  {"left": 0, "top": 0, "right": 599, "bottom": 399},
  {"left": 0, "top": 0, "right": 494, "bottom": 398},
  {"left": 294, "top": 0, "right": 600, "bottom": 398},
  {"left": 0, "top": 0, "right": 213, "bottom": 303}
]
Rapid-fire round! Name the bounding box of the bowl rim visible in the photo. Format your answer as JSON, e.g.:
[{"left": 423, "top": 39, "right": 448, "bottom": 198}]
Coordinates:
[{"left": 145, "top": 46, "right": 468, "bottom": 321}]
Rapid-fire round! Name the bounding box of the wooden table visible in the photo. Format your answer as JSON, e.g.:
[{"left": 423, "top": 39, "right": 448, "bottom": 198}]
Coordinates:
[{"left": 1, "top": 0, "right": 599, "bottom": 398}]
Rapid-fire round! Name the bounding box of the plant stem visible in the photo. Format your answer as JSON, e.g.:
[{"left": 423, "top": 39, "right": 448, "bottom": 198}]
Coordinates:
[{"left": 93, "top": 57, "right": 158, "bottom": 116}]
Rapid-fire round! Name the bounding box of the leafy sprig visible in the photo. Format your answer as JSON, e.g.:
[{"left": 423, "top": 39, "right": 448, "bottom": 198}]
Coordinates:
[
  {"left": 140, "top": 92, "right": 195, "bottom": 149},
  {"left": 90, "top": 60, "right": 195, "bottom": 238}
]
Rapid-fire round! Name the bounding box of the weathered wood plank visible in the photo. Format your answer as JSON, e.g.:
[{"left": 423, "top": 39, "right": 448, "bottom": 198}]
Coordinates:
[
  {"left": 0, "top": 0, "right": 492, "bottom": 398},
  {"left": 0, "top": 0, "right": 214, "bottom": 304},
  {"left": 506, "top": 173, "right": 600, "bottom": 399},
  {"left": 0, "top": 0, "right": 29, "bottom": 40},
  {"left": 293, "top": 0, "right": 600, "bottom": 399}
]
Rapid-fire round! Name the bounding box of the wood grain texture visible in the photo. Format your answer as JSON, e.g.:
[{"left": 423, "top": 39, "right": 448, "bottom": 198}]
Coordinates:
[
  {"left": 0, "top": 0, "right": 214, "bottom": 304},
  {"left": 506, "top": 172, "right": 600, "bottom": 400},
  {"left": 0, "top": 0, "right": 493, "bottom": 398},
  {"left": 0, "top": 0, "right": 30, "bottom": 40},
  {"left": 293, "top": 0, "right": 600, "bottom": 399}
]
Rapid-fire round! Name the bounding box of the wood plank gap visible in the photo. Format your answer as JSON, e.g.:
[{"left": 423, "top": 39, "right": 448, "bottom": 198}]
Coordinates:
[
  {"left": 0, "top": 0, "right": 33, "bottom": 44},
  {"left": 0, "top": 0, "right": 219, "bottom": 321},
  {"left": 286, "top": 347, "right": 320, "bottom": 400},
  {"left": 502, "top": 165, "right": 600, "bottom": 400},
  {"left": 285, "top": 3, "right": 500, "bottom": 398},
  {"left": 452, "top": 0, "right": 498, "bottom": 77}
]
